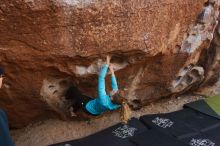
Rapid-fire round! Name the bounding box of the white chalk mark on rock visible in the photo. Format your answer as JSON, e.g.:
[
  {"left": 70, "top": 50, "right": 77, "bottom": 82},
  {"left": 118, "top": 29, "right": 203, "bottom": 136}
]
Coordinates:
[
  {"left": 57, "top": 0, "right": 92, "bottom": 7},
  {"left": 74, "top": 59, "right": 128, "bottom": 76}
]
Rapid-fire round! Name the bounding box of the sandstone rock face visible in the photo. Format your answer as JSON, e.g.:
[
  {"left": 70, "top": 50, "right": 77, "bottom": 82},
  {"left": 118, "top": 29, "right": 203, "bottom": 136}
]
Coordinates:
[{"left": 0, "top": 0, "right": 219, "bottom": 128}]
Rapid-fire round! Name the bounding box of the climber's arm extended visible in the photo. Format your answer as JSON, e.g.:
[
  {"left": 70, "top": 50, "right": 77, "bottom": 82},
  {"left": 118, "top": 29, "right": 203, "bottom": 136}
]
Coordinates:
[
  {"left": 97, "top": 56, "right": 111, "bottom": 98},
  {"left": 109, "top": 65, "right": 118, "bottom": 91}
]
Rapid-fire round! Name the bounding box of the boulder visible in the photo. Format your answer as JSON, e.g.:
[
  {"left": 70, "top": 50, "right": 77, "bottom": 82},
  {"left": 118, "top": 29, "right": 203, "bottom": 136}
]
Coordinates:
[{"left": 1, "top": 0, "right": 219, "bottom": 128}]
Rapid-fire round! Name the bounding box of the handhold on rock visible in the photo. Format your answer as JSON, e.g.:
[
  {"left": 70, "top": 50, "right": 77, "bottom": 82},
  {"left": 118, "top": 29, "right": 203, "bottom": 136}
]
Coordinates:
[
  {"left": 171, "top": 65, "right": 204, "bottom": 93},
  {"left": 197, "top": 5, "right": 214, "bottom": 24},
  {"left": 209, "top": 0, "right": 220, "bottom": 6}
]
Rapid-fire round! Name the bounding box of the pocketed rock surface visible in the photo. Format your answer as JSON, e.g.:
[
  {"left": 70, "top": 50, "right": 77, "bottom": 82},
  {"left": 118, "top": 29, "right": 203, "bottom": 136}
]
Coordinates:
[{"left": 1, "top": 0, "right": 220, "bottom": 128}]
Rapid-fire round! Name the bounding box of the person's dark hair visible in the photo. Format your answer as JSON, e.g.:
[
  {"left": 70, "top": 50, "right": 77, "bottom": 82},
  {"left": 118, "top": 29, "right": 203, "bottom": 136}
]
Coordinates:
[
  {"left": 0, "top": 68, "right": 4, "bottom": 76},
  {"left": 111, "top": 90, "right": 127, "bottom": 105}
]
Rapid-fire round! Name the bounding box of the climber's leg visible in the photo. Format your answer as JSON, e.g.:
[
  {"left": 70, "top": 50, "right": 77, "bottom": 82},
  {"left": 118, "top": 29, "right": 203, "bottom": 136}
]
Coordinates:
[{"left": 65, "top": 86, "right": 96, "bottom": 117}]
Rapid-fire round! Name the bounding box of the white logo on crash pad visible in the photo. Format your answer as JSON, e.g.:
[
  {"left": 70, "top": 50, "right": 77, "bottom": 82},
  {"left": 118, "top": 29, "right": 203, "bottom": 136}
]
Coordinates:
[
  {"left": 152, "top": 117, "right": 174, "bottom": 128},
  {"left": 112, "top": 125, "right": 137, "bottom": 139},
  {"left": 190, "top": 138, "right": 215, "bottom": 146}
]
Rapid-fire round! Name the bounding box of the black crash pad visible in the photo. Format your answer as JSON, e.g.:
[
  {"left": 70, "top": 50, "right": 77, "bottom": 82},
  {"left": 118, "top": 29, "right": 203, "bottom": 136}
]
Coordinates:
[
  {"left": 202, "top": 126, "right": 220, "bottom": 142},
  {"left": 139, "top": 109, "right": 198, "bottom": 139},
  {"left": 180, "top": 129, "right": 220, "bottom": 146},
  {"left": 140, "top": 108, "right": 220, "bottom": 139},
  {"left": 130, "top": 129, "right": 188, "bottom": 146},
  {"left": 168, "top": 108, "right": 220, "bottom": 132},
  {"left": 184, "top": 99, "right": 220, "bottom": 120},
  {"left": 50, "top": 118, "right": 148, "bottom": 146}
]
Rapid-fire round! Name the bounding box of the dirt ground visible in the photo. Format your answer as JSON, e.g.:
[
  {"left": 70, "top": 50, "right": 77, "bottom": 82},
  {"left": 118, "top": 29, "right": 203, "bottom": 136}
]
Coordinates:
[{"left": 10, "top": 95, "right": 203, "bottom": 146}]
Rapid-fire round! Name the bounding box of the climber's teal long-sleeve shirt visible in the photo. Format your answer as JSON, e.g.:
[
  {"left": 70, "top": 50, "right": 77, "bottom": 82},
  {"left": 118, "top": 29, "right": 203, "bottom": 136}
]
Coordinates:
[
  {"left": 0, "top": 109, "right": 14, "bottom": 146},
  {"left": 86, "top": 64, "right": 120, "bottom": 115}
]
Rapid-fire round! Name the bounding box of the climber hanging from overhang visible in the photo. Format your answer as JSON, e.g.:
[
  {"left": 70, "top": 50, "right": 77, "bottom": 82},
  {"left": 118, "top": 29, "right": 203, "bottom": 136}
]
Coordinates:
[
  {"left": 0, "top": 68, "right": 14, "bottom": 146},
  {"left": 65, "top": 56, "right": 131, "bottom": 123}
]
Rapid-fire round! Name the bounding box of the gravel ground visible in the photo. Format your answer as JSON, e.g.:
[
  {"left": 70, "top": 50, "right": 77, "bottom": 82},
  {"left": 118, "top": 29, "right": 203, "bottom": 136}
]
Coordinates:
[{"left": 10, "top": 95, "right": 203, "bottom": 146}]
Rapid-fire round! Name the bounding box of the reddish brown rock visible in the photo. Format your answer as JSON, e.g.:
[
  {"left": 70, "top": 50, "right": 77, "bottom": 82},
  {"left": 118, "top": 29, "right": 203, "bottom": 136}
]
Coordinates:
[{"left": 1, "top": 0, "right": 219, "bottom": 128}]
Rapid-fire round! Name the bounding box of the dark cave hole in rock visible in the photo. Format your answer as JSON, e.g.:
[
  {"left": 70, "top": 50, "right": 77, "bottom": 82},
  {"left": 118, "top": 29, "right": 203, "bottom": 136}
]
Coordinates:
[
  {"left": 191, "top": 69, "right": 201, "bottom": 78},
  {"left": 175, "top": 76, "right": 182, "bottom": 82},
  {"left": 130, "top": 99, "right": 142, "bottom": 110},
  {"left": 185, "top": 75, "right": 194, "bottom": 84}
]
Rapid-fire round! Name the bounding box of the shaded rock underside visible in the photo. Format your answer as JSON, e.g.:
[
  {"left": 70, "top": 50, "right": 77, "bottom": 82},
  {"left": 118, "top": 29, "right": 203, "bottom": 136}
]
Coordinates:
[{"left": 1, "top": 0, "right": 220, "bottom": 128}]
